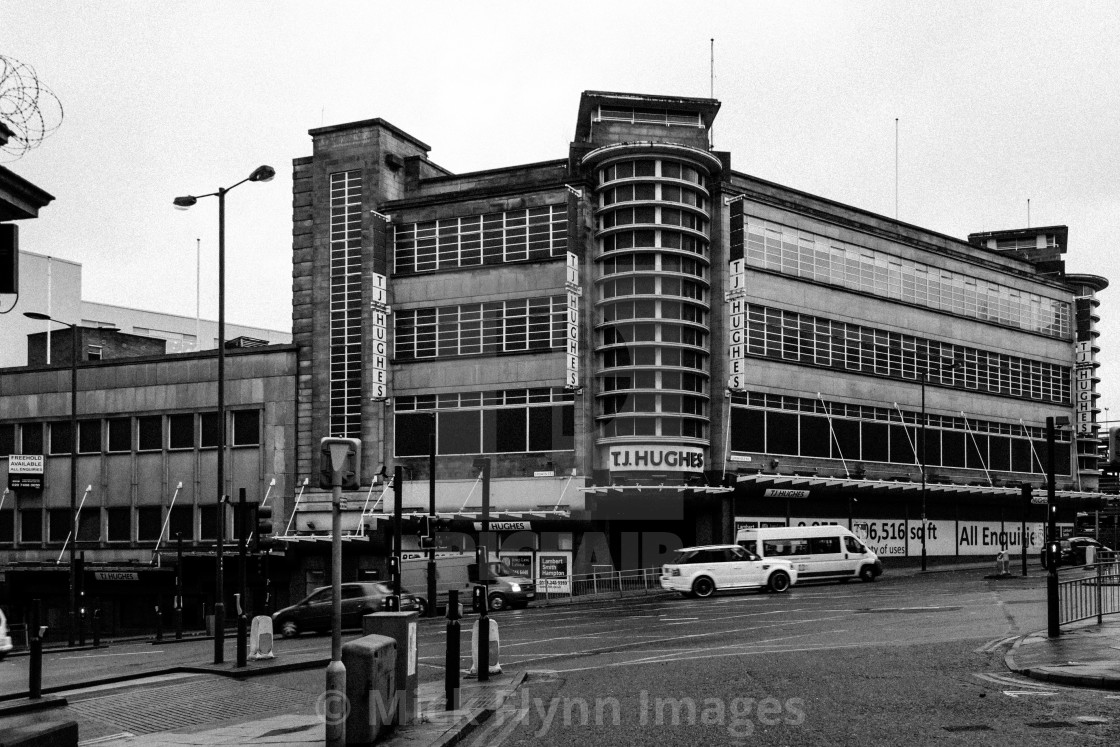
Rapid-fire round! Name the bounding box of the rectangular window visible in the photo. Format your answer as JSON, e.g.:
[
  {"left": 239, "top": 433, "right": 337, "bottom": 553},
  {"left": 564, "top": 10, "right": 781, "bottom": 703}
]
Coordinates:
[
  {"left": 200, "top": 505, "right": 219, "bottom": 541},
  {"left": 809, "top": 536, "right": 841, "bottom": 555},
  {"left": 49, "top": 422, "right": 73, "bottom": 455},
  {"left": 766, "top": 411, "right": 798, "bottom": 455},
  {"left": 0, "top": 510, "right": 13, "bottom": 543},
  {"left": 137, "top": 506, "right": 162, "bottom": 541},
  {"left": 21, "top": 509, "right": 42, "bottom": 542},
  {"left": 232, "top": 410, "right": 260, "bottom": 446},
  {"left": 438, "top": 411, "right": 481, "bottom": 455},
  {"left": 0, "top": 423, "right": 15, "bottom": 457},
  {"left": 330, "top": 169, "right": 364, "bottom": 439},
  {"left": 168, "top": 505, "right": 193, "bottom": 541},
  {"left": 79, "top": 420, "right": 102, "bottom": 454},
  {"left": 137, "top": 416, "right": 162, "bottom": 451},
  {"left": 200, "top": 411, "right": 221, "bottom": 448},
  {"left": 49, "top": 508, "right": 70, "bottom": 543},
  {"left": 22, "top": 423, "right": 43, "bottom": 454},
  {"left": 108, "top": 417, "right": 131, "bottom": 452},
  {"left": 77, "top": 509, "right": 100, "bottom": 542},
  {"left": 168, "top": 414, "right": 195, "bottom": 450},
  {"left": 106, "top": 507, "right": 131, "bottom": 542},
  {"left": 395, "top": 413, "right": 435, "bottom": 457},
  {"left": 482, "top": 408, "right": 527, "bottom": 453}
]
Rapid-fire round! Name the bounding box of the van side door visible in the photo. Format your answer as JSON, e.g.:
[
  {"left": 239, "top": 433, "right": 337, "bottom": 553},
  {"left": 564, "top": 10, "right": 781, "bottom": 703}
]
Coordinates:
[{"left": 808, "top": 535, "right": 849, "bottom": 578}]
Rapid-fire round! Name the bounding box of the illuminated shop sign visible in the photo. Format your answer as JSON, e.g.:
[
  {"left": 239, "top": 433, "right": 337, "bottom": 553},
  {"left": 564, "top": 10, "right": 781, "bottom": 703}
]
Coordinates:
[
  {"left": 608, "top": 445, "right": 705, "bottom": 471},
  {"left": 371, "top": 272, "right": 391, "bottom": 400},
  {"left": 727, "top": 258, "right": 747, "bottom": 391},
  {"left": 566, "top": 253, "right": 581, "bottom": 389}
]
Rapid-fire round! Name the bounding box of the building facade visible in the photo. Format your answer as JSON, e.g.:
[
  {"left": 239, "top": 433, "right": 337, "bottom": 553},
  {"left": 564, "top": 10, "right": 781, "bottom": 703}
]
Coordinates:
[{"left": 287, "top": 90, "right": 1111, "bottom": 576}]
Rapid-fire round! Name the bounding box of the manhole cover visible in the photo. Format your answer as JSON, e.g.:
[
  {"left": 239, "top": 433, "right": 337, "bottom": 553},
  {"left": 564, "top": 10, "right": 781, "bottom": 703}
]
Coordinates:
[{"left": 68, "top": 677, "right": 316, "bottom": 736}]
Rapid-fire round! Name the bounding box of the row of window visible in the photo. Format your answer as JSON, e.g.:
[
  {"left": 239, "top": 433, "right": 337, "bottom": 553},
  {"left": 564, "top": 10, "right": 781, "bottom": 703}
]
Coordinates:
[
  {"left": 600, "top": 371, "right": 707, "bottom": 394},
  {"left": 599, "top": 229, "right": 708, "bottom": 257},
  {"left": 598, "top": 415, "right": 707, "bottom": 440},
  {"left": 730, "top": 391, "right": 1055, "bottom": 439},
  {"left": 394, "top": 205, "right": 568, "bottom": 275},
  {"left": 736, "top": 214, "right": 1071, "bottom": 339},
  {"left": 600, "top": 345, "right": 707, "bottom": 371},
  {"left": 599, "top": 251, "right": 707, "bottom": 279},
  {"left": 600, "top": 276, "right": 707, "bottom": 302},
  {"left": 329, "top": 169, "right": 364, "bottom": 439},
  {"left": 600, "top": 299, "right": 708, "bottom": 326},
  {"left": 744, "top": 304, "right": 1071, "bottom": 403},
  {"left": 730, "top": 405, "right": 1072, "bottom": 475},
  {"left": 394, "top": 296, "right": 568, "bottom": 360},
  {"left": 0, "top": 410, "right": 261, "bottom": 457},
  {"left": 600, "top": 183, "right": 707, "bottom": 211},
  {"left": 601, "top": 393, "right": 707, "bottom": 417},
  {"left": 599, "top": 206, "right": 707, "bottom": 233},
  {"left": 601, "top": 322, "right": 708, "bottom": 348},
  {"left": 395, "top": 405, "right": 574, "bottom": 457},
  {"left": 596, "top": 158, "right": 708, "bottom": 187},
  {"left": 0, "top": 504, "right": 227, "bottom": 545},
  {"left": 595, "top": 108, "right": 705, "bottom": 130},
  {"left": 393, "top": 387, "right": 574, "bottom": 411}
]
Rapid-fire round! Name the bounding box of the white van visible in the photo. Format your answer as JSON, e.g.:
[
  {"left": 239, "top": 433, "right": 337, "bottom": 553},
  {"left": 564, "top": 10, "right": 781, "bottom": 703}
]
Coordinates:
[{"left": 736, "top": 525, "right": 883, "bottom": 583}]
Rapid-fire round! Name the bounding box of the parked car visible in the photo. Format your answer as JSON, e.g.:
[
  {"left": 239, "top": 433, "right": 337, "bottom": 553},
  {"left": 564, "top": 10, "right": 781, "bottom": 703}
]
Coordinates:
[
  {"left": 660, "top": 544, "right": 798, "bottom": 598},
  {"left": 272, "top": 582, "right": 419, "bottom": 638},
  {"left": 1040, "top": 537, "right": 1112, "bottom": 568},
  {"left": 0, "top": 608, "right": 12, "bottom": 660}
]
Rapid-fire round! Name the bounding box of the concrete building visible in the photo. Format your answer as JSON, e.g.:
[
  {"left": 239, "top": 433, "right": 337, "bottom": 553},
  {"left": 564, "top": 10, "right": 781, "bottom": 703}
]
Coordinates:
[{"left": 286, "top": 89, "right": 1113, "bottom": 579}]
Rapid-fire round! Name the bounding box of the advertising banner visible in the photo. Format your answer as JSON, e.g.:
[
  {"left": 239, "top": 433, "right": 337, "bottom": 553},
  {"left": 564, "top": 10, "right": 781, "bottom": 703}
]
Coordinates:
[
  {"left": 536, "top": 551, "right": 572, "bottom": 593},
  {"left": 7, "top": 454, "right": 43, "bottom": 490},
  {"left": 498, "top": 552, "right": 534, "bottom": 579}
]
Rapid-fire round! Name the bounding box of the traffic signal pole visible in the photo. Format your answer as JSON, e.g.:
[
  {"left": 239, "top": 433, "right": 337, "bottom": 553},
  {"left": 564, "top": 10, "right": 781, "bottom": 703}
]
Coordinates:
[
  {"left": 237, "top": 488, "right": 248, "bottom": 667},
  {"left": 428, "top": 432, "right": 437, "bottom": 618}
]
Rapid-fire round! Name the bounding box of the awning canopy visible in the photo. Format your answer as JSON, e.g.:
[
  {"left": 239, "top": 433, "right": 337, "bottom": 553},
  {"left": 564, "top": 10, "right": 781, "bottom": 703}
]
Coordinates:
[
  {"left": 731, "top": 472, "right": 1117, "bottom": 502},
  {"left": 580, "top": 484, "right": 733, "bottom": 495}
]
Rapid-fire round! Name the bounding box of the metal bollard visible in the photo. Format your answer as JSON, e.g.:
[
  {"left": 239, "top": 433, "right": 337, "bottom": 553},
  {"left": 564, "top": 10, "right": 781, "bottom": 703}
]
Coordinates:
[
  {"left": 28, "top": 601, "right": 43, "bottom": 700},
  {"left": 478, "top": 590, "right": 489, "bottom": 683},
  {"left": 92, "top": 602, "right": 101, "bottom": 648},
  {"left": 155, "top": 600, "right": 163, "bottom": 642},
  {"left": 445, "top": 590, "right": 460, "bottom": 712}
]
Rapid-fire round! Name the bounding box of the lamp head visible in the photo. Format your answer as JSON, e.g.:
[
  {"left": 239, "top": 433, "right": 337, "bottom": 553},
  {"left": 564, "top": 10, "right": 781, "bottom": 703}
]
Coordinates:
[
  {"left": 249, "top": 165, "right": 276, "bottom": 183},
  {"left": 23, "top": 311, "right": 52, "bottom": 322},
  {"left": 173, "top": 195, "right": 198, "bottom": 210}
]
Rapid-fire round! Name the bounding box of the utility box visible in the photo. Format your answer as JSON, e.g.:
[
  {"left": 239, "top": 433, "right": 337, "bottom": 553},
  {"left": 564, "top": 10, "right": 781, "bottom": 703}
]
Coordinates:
[
  {"left": 362, "top": 611, "right": 419, "bottom": 725},
  {"left": 342, "top": 634, "right": 397, "bottom": 745}
]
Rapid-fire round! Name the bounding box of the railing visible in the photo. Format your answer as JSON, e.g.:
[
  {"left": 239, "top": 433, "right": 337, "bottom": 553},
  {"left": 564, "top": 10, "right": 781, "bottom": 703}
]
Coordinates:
[
  {"left": 537, "top": 566, "right": 667, "bottom": 606},
  {"left": 1058, "top": 553, "right": 1120, "bottom": 626}
]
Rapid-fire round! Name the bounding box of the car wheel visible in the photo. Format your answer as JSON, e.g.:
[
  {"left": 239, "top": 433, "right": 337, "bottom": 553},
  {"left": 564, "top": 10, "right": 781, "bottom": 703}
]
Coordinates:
[
  {"left": 859, "top": 565, "right": 877, "bottom": 582},
  {"left": 692, "top": 576, "right": 715, "bottom": 598},
  {"left": 488, "top": 594, "right": 508, "bottom": 612},
  {"left": 768, "top": 571, "right": 791, "bottom": 593},
  {"left": 279, "top": 619, "right": 299, "bottom": 638}
]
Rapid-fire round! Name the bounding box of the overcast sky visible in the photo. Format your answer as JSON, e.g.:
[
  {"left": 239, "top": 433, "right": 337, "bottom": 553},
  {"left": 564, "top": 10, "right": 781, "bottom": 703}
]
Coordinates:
[{"left": 4, "top": 1, "right": 1119, "bottom": 416}]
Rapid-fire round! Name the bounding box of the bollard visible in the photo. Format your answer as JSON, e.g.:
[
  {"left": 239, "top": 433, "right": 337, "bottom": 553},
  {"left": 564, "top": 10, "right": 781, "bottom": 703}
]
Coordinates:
[
  {"left": 446, "top": 590, "right": 461, "bottom": 712},
  {"left": 469, "top": 617, "right": 501, "bottom": 678},
  {"left": 92, "top": 602, "right": 101, "bottom": 648},
  {"left": 155, "top": 600, "right": 163, "bottom": 642},
  {"left": 235, "top": 593, "right": 247, "bottom": 668},
  {"left": 478, "top": 588, "right": 489, "bottom": 682},
  {"left": 28, "top": 600, "right": 42, "bottom": 700}
]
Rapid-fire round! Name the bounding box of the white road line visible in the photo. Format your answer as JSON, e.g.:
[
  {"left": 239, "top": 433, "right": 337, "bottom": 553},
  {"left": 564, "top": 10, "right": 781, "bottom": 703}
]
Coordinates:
[{"left": 59, "top": 650, "right": 164, "bottom": 660}]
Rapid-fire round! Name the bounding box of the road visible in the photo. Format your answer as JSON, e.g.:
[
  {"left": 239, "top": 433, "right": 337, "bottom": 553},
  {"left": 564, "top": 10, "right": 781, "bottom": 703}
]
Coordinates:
[{"left": 5, "top": 568, "right": 1119, "bottom": 744}]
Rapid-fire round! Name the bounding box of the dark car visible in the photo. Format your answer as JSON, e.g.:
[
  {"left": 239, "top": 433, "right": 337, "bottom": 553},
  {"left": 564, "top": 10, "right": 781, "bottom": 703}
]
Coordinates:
[
  {"left": 1040, "top": 537, "right": 1111, "bottom": 568},
  {"left": 272, "top": 582, "right": 419, "bottom": 638}
]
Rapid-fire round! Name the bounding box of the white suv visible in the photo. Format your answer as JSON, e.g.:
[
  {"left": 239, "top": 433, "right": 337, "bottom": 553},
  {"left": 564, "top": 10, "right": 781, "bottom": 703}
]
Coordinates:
[{"left": 661, "top": 544, "right": 797, "bottom": 598}]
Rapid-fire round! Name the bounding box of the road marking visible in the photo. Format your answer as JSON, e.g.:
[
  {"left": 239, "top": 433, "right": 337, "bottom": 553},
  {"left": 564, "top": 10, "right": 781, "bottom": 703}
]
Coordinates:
[
  {"left": 1004, "top": 690, "right": 1057, "bottom": 698},
  {"left": 973, "top": 673, "right": 1051, "bottom": 689},
  {"left": 656, "top": 617, "right": 699, "bottom": 622},
  {"left": 973, "top": 636, "right": 1018, "bottom": 653},
  {"left": 78, "top": 732, "right": 137, "bottom": 744},
  {"left": 59, "top": 650, "right": 164, "bottom": 660}
]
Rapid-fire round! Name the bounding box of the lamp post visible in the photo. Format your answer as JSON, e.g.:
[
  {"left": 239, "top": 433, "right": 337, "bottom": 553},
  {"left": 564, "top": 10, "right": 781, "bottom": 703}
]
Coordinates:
[
  {"left": 24, "top": 313, "right": 116, "bottom": 646},
  {"left": 918, "top": 358, "right": 960, "bottom": 572},
  {"left": 174, "top": 164, "right": 275, "bottom": 664}
]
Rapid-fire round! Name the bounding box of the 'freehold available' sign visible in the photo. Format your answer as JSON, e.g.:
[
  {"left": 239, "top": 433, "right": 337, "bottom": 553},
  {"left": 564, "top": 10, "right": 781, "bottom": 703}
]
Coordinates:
[
  {"left": 8, "top": 454, "right": 43, "bottom": 490},
  {"left": 608, "top": 446, "right": 704, "bottom": 472}
]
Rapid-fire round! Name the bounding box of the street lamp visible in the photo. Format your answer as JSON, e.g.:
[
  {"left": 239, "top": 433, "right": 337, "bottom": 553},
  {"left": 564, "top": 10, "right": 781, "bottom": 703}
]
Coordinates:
[
  {"left": 23, "top": 312, "right": 116, "bottom": 646},
  {"left": 918, "top": 358, "right": 961, "bottom": 572},
  {"left": 174, "top": 164, "right": 274, "bottom": 665}
]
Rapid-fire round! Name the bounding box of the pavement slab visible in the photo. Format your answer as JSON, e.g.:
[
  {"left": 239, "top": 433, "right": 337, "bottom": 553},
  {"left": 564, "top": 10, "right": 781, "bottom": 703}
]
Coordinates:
[{"left": 1007, "top": 618, "right": 1120, "bottom": 689}]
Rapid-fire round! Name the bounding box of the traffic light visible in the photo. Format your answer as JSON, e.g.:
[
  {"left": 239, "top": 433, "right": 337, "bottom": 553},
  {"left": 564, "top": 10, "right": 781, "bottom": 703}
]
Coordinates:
[
  {"left": 388, "top": 555, "right": 399, "bottom": 577},
  {"left": 254, "top": 502, "right": 275, "bottom": 552},
  {"left": 319, "top": 437, "right": 361, "bottom": 489},
  {"left": 1046, "top": 540, "right": 1061, "bottom": 571},
  {"left": 418, "top": 515, "right": 434, "bottom": 549}
]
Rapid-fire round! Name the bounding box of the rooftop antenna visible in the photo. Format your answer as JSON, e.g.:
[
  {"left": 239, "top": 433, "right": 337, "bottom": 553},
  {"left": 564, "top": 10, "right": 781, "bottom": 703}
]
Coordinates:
[
  {"left": 195, "top": 238, "right": 201, "bottom": 349},
  {"left": 1027, "top": 198, "right": 1031, "bottom": 228},
  {"left": 895, "top": 118, "right": 899, "bottom": 221},
  {"left": 709, "top": 38, "right": 715, "bottom": 148}
]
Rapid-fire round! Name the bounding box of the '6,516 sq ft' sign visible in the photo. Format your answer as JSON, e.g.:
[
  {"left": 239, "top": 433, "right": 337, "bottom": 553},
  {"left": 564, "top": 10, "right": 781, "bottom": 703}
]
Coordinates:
[{"left": 8, "top": 454, "right": 44, "bottom": 490}]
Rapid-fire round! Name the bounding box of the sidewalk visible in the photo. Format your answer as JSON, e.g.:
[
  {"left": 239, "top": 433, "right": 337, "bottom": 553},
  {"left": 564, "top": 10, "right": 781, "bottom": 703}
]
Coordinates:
[{"left": 1006, "top": 618, "right": 1120, "bottom": 690}]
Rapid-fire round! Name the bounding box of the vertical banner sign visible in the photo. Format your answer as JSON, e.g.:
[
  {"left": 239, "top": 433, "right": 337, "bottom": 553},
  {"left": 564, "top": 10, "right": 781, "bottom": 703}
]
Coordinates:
[
  {"left": 370, "top": 272, "right": 391, "bottom": 400},
  {"left": 565, "top": 253, "right": 581, "bottom": 389},
  {"left": 726, "top": 258, "right": 747, "bottom": 391},
  {"left": 1073, "top": 296, "right": 1099, "bottom": 436}
]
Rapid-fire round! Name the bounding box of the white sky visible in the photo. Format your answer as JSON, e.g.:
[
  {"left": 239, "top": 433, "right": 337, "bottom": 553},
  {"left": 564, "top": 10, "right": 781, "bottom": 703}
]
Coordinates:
[{"left": 4, "top": 1, "right": 1120, "bottom": 415}]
